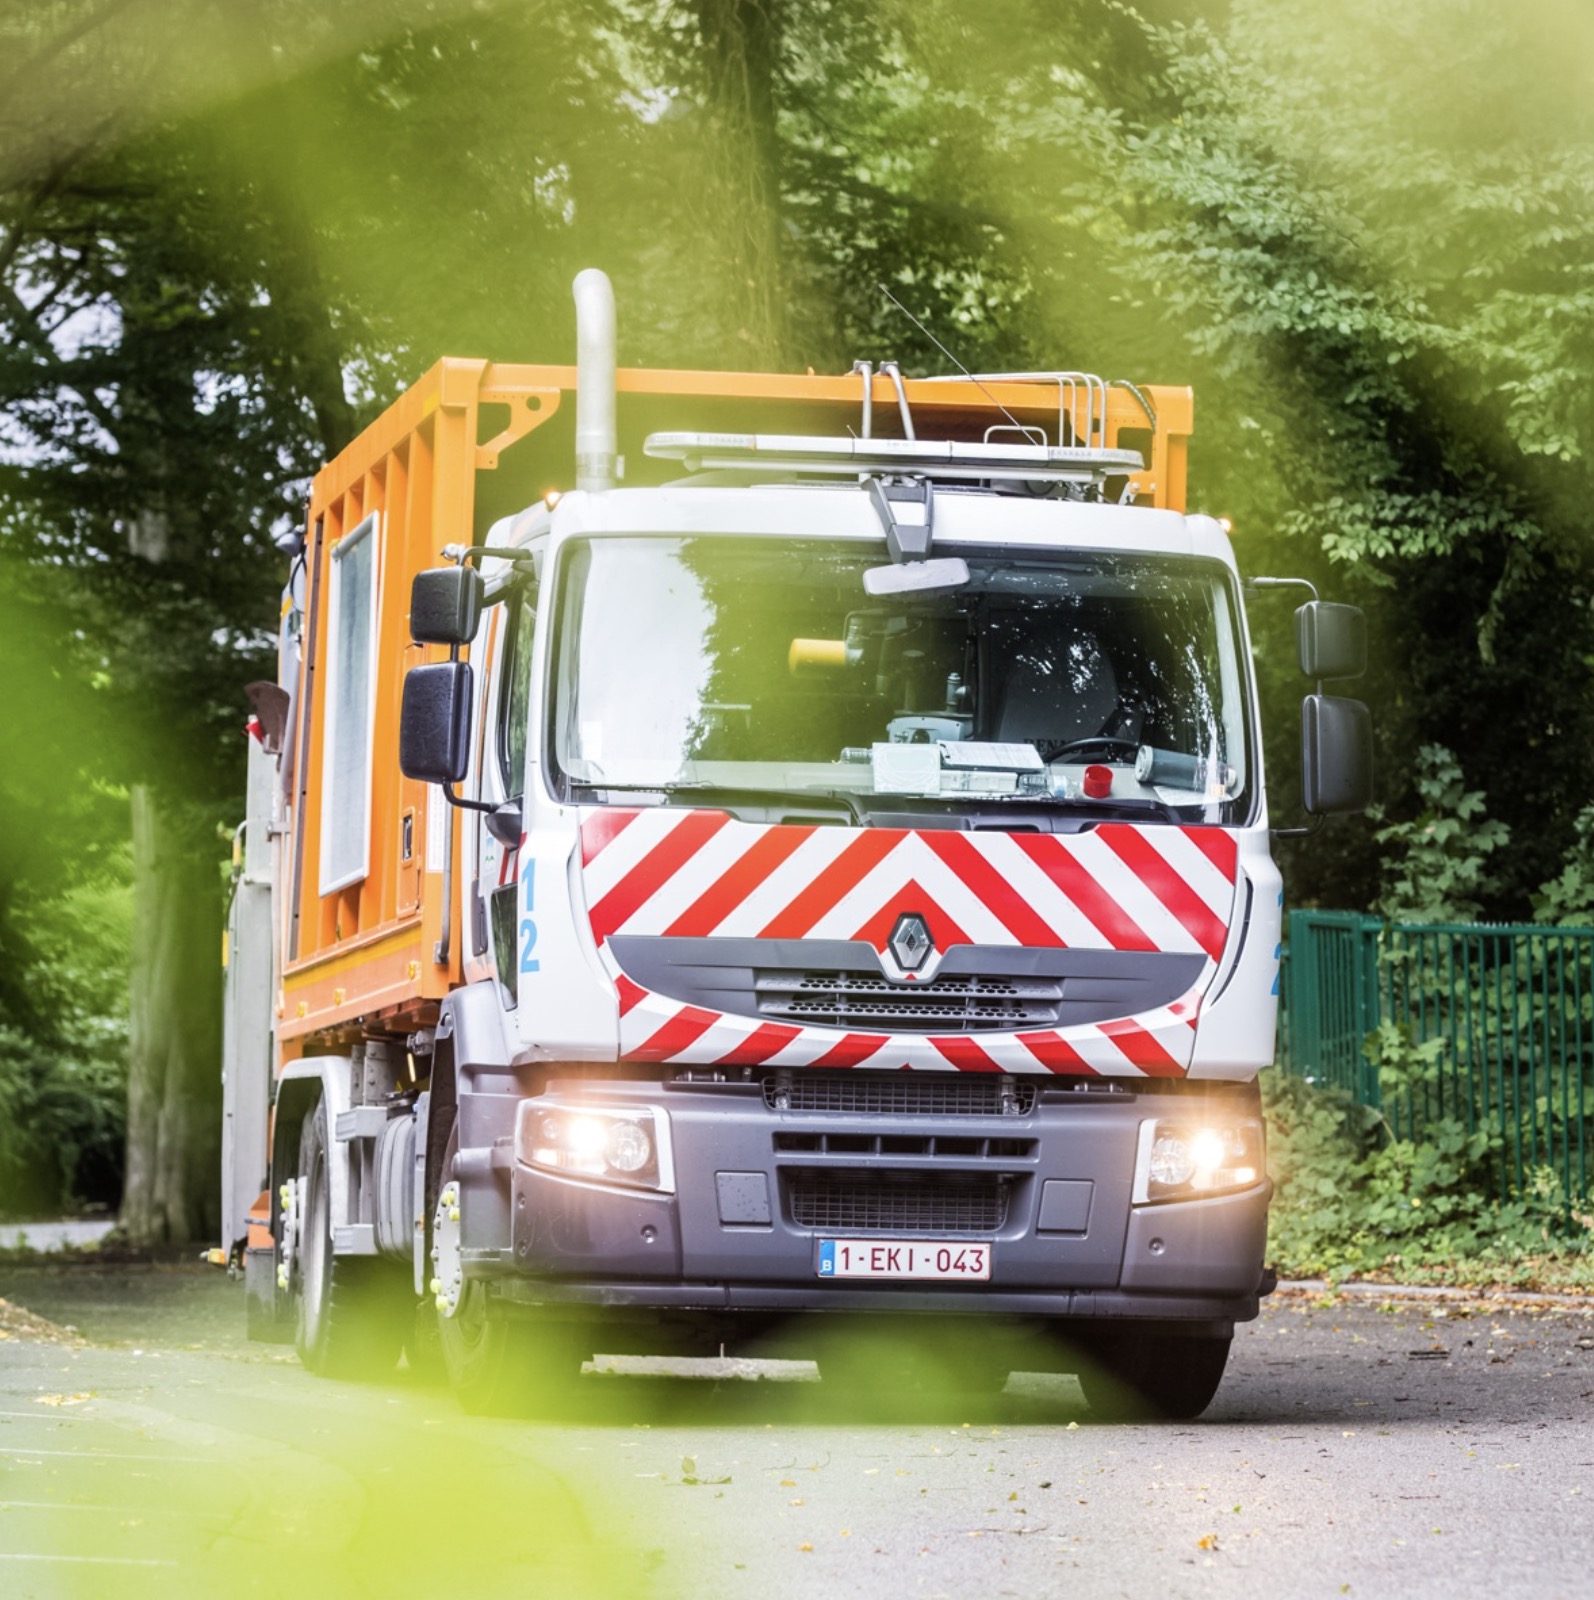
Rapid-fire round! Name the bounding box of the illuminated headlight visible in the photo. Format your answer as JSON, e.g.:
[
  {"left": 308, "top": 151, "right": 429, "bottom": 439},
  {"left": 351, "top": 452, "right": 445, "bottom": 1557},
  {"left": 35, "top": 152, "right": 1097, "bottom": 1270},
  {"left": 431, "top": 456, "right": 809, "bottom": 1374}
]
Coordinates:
[
  {"left": 1132, "top": 1118, "right": 1263, "bottom": 1204},
  {"left": 515, "top": 1099, "right": 675, "bottom": 1193}
]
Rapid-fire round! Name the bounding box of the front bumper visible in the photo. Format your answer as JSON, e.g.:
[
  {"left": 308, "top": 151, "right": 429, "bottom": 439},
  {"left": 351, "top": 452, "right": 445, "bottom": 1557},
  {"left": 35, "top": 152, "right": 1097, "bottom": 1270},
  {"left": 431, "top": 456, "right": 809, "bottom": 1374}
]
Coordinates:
[{"left": 457, "top": 1074, "right": 1270, "bottom": 1327}]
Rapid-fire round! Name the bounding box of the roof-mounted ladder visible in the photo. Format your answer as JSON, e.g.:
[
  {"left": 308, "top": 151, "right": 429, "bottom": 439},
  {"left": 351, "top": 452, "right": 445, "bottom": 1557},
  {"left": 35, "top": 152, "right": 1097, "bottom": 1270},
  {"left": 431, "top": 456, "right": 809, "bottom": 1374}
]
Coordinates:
[{"left": 643, "top": 430, "right": 1145, "bottom": 492}]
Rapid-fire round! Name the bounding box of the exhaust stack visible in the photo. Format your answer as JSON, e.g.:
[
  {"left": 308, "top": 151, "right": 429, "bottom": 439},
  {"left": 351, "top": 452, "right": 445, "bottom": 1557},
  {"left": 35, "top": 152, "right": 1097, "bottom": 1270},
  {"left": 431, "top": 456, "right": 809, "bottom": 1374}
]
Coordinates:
[{"left": 573, "top": 268, "right": 617, "bottom": 492}]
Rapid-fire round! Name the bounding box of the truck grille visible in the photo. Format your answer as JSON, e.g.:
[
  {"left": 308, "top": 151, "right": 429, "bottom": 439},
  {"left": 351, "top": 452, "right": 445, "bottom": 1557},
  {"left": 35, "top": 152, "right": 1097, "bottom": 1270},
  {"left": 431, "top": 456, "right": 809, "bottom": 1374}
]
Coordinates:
[
  {"left": 756, "top": 969, "right": 1062, "bottom": 1033},
  {"left": 762, "top": 1072, "right": 1036, "bottom": 1116},
  {"left": 774, "top": 1131, "right": 1036, "bottom": 1159},
  {"left": 607, "top": 936, "right": 1207, "bottom": 1039},
  {"left": 788, "top": 1170, "right": 1011, "bottom": 1233}
]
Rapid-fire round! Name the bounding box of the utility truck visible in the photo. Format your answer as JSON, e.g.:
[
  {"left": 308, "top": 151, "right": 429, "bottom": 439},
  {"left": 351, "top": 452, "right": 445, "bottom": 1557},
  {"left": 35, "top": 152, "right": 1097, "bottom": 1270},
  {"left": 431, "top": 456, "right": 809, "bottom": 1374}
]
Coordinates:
[{"left": 221, "top": 269, "right": 1371, "bottom": 1418}]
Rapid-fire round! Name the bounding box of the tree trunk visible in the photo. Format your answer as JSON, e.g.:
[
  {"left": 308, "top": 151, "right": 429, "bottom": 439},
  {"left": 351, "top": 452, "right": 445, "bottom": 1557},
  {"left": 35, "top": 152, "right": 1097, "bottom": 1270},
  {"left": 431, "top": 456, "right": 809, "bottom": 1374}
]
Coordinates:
[
  {"left": 691, "top": 0, "right": 787, "bottom": 363},
  {"left": 121, "top": 784, "right": 222, "bottom": 1244}
]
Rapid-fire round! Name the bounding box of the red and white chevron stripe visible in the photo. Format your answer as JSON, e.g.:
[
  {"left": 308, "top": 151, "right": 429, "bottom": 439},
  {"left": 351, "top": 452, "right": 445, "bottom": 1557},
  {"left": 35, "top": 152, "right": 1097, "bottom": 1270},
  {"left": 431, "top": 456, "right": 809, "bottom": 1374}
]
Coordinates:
[{"left": 580, "top": 809, "right": 1240, "bottom": 1077}]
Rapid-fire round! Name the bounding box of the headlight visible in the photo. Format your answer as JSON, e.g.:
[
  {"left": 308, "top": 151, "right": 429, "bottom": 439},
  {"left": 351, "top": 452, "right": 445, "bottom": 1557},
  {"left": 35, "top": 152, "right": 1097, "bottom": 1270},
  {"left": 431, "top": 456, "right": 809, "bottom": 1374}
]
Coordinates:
[
  {"left": 1133, "top": 1117, "right": 1263, "bottom": 1204},
  {"left": 515, "top": 1099, "right": 675, "bottom": 1193}
]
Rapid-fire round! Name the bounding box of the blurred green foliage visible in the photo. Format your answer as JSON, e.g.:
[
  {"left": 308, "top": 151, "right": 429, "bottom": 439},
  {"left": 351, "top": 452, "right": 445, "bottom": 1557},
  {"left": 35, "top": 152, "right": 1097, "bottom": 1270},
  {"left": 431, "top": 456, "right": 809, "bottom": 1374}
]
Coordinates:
[
  {"left": 1265, "top": 1042, "right": 1594, "bottom": 1289},
  {"left": 5, "top": 0, "right": 1594, "bottom": 1217}
]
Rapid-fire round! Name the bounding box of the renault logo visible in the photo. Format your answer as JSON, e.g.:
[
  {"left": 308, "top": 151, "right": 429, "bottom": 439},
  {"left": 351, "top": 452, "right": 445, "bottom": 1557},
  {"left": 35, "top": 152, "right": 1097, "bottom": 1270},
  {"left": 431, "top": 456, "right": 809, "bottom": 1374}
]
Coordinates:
[{"left": 888, "top": 912, "right": 934, "bottom": 972}]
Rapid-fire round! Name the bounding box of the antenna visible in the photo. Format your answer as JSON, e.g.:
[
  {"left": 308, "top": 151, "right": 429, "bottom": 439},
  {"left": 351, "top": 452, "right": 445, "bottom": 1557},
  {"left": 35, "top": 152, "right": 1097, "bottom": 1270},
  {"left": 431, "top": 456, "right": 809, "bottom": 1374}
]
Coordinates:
[{"left": 877, "top": 283, "right": 1026, "bottom": 436}]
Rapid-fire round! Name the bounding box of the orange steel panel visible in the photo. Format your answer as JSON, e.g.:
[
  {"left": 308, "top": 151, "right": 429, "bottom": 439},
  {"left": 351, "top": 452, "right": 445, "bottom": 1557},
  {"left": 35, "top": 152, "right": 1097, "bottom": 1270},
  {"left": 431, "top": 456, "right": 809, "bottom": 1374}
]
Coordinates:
[
  {"left": 281, "top": 930, "right": 436, "bottom": 1041},
  {"left": 284, "top": 358, "right": 558, "bottom": 1046}
]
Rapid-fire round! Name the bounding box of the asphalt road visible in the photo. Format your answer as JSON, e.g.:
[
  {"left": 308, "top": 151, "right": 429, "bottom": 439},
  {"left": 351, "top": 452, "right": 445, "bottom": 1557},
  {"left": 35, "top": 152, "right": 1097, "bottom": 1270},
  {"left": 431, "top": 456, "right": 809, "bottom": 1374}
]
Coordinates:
[{"left": 2, "top": 1265, "right": 1592, "bottom": 1599}]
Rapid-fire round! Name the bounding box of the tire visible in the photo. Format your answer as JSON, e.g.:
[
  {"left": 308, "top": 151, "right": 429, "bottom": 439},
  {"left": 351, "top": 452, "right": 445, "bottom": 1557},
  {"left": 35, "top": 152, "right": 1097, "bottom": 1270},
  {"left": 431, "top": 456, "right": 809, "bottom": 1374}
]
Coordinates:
[
  {"left": 431, "top": 1119, "right": 588, "bottom": 1416},
  {"left": 1077, "top": 1327, "right": 1231, "bottom": 1421},
  {"left": 403, "top": 1297, "right": 448, "bottom": 1385},
  {"left": 294, "top": 1101, "right": 408, "bottom": 1380},
  {"left": 438, "top": 1282, "right": 590, "bottom": 1417}
]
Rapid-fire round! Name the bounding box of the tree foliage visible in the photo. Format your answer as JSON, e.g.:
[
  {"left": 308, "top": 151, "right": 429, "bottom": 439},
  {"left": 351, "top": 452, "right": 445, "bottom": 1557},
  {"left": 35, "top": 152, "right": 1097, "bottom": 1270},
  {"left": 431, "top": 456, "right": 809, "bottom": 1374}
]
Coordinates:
[{"left": 1371, "top": 745, "right": 1511, "bottom": 926}]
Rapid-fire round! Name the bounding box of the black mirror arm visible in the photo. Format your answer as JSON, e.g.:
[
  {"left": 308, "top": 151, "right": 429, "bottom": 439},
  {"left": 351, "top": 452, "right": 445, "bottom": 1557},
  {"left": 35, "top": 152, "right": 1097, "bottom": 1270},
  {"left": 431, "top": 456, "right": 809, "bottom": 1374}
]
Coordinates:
[
  {"left": 442, "top": 542, "right": 539, "bottom": 567},
  {"left": 443, "top": 782, "right": 496, "bottom": 815},
  {"left": 1243, "top": 576, "right": 1319, "bottom": 602},
  {"left": 1270, "top": 815, "right": 1327, "bottom": 840}
]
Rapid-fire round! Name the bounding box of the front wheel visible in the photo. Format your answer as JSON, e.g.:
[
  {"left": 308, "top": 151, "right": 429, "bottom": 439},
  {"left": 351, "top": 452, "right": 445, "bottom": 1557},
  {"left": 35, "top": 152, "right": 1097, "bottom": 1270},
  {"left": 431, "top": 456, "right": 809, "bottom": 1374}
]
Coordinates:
[
  {"left": 1077, "top": 1328, "right": 1231, "bottom": 1421},
  {"left": 430, "top": 1124, "right": 588, "bottom": 1415},
  {"left": 438, "top": 1281, "right": 589, "bottom": 1416}
]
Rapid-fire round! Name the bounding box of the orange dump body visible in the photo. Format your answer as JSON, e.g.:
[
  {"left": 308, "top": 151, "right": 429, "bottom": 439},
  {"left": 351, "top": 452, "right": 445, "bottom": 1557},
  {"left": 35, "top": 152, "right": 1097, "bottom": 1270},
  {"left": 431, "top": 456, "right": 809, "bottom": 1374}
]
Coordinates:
[{"left": 275, "top": 361, "right": 1192, "bottom": 1070}]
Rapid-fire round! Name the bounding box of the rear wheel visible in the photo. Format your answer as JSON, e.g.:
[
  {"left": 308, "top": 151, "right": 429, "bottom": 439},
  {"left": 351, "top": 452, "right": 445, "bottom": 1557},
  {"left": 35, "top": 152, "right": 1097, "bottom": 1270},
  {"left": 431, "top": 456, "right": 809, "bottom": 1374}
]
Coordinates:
[
  {"left": 1077, "top": 1327, "right": 1231, "bottom": 1421},
  {"left": 294, "top": 1101, "right": 408, "bottom": 1380}
]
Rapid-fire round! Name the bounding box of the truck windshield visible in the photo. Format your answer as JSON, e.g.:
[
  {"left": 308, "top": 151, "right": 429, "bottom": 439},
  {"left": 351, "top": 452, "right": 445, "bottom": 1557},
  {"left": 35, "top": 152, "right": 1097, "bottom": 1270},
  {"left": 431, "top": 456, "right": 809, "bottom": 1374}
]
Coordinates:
[{"left": 549, "top": 535, "right": 1252, "bottom": 824}]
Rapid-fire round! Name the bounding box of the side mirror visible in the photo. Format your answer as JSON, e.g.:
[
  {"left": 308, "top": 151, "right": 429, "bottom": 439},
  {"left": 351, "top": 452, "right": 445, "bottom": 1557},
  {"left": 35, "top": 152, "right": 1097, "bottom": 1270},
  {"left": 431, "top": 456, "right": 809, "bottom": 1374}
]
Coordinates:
[
  {"left": 485, "top": 801, "right": 523, "bottom": 847},
  {"left": 410, "top": 566, "right": 483, "bottom": 646},
  {"left": 1302, "top": 694, "right": 1373, "bottom": 815},
  {"left": 400, "top": 662, "right": 473, "bottom": 784},
  {"left": 1296, "top": 601, "right": 1366, "bottom": 680}
]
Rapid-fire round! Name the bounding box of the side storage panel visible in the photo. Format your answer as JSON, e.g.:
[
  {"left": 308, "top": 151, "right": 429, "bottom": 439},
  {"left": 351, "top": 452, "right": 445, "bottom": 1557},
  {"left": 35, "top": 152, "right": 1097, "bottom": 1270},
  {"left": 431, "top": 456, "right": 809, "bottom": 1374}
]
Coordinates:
[{"left": 277, "top": 361, "right": 564, "bottom": 1051}]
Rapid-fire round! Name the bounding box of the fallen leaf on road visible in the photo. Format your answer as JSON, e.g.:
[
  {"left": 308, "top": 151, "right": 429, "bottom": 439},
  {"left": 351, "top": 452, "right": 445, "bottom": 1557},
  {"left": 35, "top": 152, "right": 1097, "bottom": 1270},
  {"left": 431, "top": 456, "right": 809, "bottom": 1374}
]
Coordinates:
[{"left": 1197, "top": 1534, "right": 1220, "bottom": 1551}]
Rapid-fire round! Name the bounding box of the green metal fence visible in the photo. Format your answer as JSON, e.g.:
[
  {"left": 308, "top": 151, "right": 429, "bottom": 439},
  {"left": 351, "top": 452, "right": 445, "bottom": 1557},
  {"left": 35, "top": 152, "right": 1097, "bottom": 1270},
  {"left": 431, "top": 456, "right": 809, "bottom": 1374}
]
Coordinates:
[{"left": 1281, "top": 911, "right": 1594, "bottom": 1204}]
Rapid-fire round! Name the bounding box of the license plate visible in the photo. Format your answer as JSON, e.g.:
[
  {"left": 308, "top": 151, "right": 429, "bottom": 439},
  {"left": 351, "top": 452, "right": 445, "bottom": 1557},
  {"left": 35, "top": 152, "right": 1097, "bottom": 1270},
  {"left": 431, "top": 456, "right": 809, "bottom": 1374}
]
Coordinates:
[{"left": 816, "top": 1239, "right": 991, "bottom": 1280}]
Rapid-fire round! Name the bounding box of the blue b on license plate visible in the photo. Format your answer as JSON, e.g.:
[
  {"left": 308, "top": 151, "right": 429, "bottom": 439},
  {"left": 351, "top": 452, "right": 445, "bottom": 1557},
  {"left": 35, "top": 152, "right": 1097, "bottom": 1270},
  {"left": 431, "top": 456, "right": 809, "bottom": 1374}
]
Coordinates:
[{"left": 816, "top": 1239, "right": 991, "bottom": 1280}]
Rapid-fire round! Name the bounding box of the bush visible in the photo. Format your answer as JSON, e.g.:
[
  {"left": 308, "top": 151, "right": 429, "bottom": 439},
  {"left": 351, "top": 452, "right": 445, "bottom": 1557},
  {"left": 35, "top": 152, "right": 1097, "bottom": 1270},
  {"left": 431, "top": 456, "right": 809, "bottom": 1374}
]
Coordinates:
[
  {"left": 0, "top": 874, "right": 130, "bottom": 1218},
  {"left": 1263, "top": 1025, "right": 1594, "bottom": 1288},
  {"left": 0, "top": 1024, "right": 125, "bottom": 1216}
]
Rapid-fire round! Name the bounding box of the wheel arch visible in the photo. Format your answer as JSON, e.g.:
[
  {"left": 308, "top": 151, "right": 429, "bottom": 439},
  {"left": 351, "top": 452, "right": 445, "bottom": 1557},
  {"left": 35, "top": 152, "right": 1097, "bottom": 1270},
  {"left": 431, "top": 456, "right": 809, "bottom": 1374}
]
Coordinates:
[{"left": 272, "top": 1055, "right": 353, "bottom": 1236}]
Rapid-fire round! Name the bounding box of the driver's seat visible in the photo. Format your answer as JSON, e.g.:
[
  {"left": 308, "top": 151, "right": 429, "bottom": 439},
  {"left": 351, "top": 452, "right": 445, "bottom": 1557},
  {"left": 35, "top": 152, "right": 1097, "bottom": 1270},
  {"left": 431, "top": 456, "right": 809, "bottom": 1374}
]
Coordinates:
[{"left": 993, "top": 626, "right": 1119, "bottom": 747}]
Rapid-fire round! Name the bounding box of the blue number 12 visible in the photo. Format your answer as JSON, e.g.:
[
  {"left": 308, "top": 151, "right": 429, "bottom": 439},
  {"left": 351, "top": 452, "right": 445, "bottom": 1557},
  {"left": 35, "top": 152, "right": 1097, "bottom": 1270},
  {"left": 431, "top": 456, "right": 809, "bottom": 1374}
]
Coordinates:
[{"left": 519, "top": 858, "right": 540, "bottom": 974}]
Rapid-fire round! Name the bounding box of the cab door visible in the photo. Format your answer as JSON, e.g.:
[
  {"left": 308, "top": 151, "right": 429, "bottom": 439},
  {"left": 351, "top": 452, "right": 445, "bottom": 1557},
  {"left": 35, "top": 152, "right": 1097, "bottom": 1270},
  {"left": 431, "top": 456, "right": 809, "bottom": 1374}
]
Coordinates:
[{"left": 468, "top": 577, "right": 539, "bottom": 1000}]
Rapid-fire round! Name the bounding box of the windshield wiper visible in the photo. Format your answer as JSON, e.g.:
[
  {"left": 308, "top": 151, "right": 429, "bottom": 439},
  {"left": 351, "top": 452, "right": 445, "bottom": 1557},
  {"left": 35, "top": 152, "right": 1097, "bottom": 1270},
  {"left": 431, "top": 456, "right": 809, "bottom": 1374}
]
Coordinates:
[
  {"left": 569, "top": 781, "right": 865, "bottom": 825},
  {"left": 567, "top": 780, "right": 1190, "bottom": 827},
  {"left": 668, "top": 783, "right": 866, "bottom": 824},
  {"left": 1067, "top": 796, "right": 1189, "bottom": 823},
  {"left": 999, "top": 793, "right": 1190, "bottom": 824}
]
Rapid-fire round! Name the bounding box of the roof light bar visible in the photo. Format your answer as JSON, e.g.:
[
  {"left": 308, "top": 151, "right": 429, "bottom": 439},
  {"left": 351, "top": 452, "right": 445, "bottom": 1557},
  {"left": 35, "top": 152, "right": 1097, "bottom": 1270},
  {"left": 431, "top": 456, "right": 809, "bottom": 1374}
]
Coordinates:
[{"left": 644, "top": 431, "right": 1143, "bottom": 486}]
